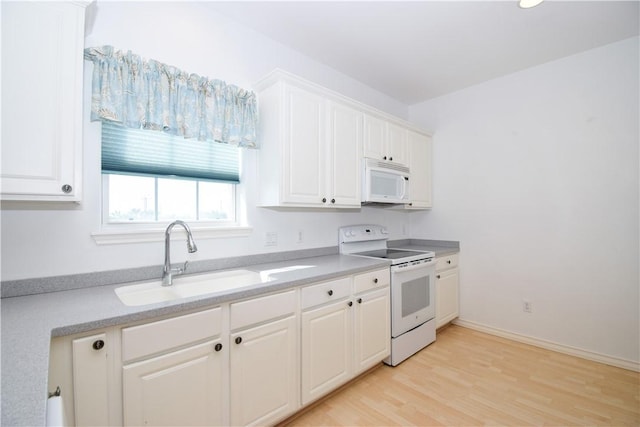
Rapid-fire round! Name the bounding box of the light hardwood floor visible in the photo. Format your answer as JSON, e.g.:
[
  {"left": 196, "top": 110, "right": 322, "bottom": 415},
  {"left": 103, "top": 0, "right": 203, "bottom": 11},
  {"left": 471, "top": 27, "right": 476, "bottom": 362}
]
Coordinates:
[{"left": 280, "top": 325, "right": 640, "bottom": 426}]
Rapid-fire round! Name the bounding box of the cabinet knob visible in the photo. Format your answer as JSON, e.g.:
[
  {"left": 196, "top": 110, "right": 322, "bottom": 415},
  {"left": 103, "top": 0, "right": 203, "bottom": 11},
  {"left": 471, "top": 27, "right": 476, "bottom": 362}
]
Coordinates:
[
  {"left": 389, "top": 157, "right": 393, "bottom": 161},
  {"left": 437, "top": 275, "right": 441, "bottom": 279},
  {"left": 331, "top": 198, "right": 335, "bottom": 204},
  {"left": 322, "top": 197, "right": 327, "bottom": 203},
  {"left": 357, "top": 298, "right": 362, "bottom": 304},
  {"left": 447, "top": 260, "right": 452, "bottom": 264},
  {"left": 347, "top": 301, "right": 353, "bottom": 307},
  {"left": 92, "top": 340, "right": 105, "bottom": 350},
  {"left": 215, "top": 343, "right": 223, "bottom": 352},
  {"left": 373, "top": 278, "right": 378, "bottom": 284},
  {"left": 61, "top": 184, "right": 72, "bottom": 194},
  {"left": 327, "top": 289, "right": 333, "bottom": 296},
  {"left": 235, "top": 337, "right": 242, "bottom": 345},
  {"left": 383, "top": 156, "right": 387, "bottom": 160}
]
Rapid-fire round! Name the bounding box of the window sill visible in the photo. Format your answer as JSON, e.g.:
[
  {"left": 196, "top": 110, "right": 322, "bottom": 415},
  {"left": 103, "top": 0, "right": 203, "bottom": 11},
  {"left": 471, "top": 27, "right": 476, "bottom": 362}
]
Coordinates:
[{"left": 92, "top": 224, "right": 253, "bottom": 245}]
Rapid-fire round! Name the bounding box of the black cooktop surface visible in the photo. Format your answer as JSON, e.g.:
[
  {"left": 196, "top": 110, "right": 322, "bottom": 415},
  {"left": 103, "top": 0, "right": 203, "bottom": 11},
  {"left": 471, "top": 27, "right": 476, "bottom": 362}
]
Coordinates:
[{"left": 354, "top": 249, "right": 429, "bottom": 260}]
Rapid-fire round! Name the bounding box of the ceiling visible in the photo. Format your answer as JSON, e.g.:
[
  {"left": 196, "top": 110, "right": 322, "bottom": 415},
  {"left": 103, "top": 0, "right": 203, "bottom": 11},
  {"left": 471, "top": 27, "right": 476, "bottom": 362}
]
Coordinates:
[{"left": 208, "top": 1, "right": 639, "bottom": 105}]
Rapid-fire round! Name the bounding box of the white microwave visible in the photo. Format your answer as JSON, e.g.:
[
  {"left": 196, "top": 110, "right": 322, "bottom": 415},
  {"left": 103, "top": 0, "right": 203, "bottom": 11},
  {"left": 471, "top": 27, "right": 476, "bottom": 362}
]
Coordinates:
[{"left": 362, "top": 158, "right": 410, "bottom": 204}]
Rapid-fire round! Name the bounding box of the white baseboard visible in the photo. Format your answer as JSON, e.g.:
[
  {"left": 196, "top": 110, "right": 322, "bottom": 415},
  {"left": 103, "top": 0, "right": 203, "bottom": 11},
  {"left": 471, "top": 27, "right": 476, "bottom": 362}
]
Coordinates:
[{"left": 452, "top": 318, "right": 640, "bottom": 372}]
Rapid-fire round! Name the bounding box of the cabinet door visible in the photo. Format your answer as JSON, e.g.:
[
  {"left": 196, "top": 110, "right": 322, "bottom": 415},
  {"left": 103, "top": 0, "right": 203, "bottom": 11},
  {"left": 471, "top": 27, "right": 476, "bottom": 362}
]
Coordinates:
[
  {"left": 407, "top": 131, "right": 433, "bottom": 208},
  {"left": 363, "top": 114, "right": 387, "bottom": 160},
  {"left": 386, "top": 122, "right": 409, "bottom": 166},
  {"left": 230, "top": 315, "right": 298, "bottom": 426},
  {"left": 354, "top": 287, "right": 391, "bottom": 374},
  {"left": 436, "top": 268, "right": 460, "bottom": 328},
  {"left": 301, "top": 300, "right": 352, "bottom": 405},
  {"left": 72, "top": 334, "right": 110, "bottom": 426},
  {"left": 123, "top": 340, "right": 224, "bottom": 426},
  {"left": 282, "top": 85, "right": 325, "bottom": 205},
  {"left": 327, "top": 101, "right": 363, "bottom": 207},
  {"left": 1, "top": 2, "right": 84, "bottom": 201}
]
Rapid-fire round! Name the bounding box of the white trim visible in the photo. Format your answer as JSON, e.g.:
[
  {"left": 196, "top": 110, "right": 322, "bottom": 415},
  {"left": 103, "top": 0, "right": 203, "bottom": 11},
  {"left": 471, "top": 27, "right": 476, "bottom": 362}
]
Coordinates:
[
  {"left": 92, "top": 225, "right": 252, "bottom": 245},
  {"left": 453, "top": 318, "right": 640, "bottom": 372}
]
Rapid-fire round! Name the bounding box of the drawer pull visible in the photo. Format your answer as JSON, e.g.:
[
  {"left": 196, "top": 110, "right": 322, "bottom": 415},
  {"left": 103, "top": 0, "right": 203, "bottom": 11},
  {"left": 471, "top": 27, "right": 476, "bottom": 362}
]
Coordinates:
[
  {"left": 215, "top": 343, "right": 223, "bottom": 352},
  {"left": 348, "top": 301, "right": 353, "bottom": 307},
  {"left": 322, "top": 197, "right": 327, "bottom": 203},
  {"left": 437, "top": 275, "right": 441, "bottom": 279},
  {"left": 373, "top": 278, "right": 378, "bottom": 284},
  {"left": 327, "top": 289, "right": 334, "bottom": 296},
  {"left": 357, "top": 298, "right": 362, "bottom": 304},
  {"left": 447, "top": 260, "right": 452, "bottom": 264},
  {"left": 92, "top": 340, "right": 105, "bottom": 350},
  {"left": 235, "top": 337, "right": 242, "bottom": 345}
]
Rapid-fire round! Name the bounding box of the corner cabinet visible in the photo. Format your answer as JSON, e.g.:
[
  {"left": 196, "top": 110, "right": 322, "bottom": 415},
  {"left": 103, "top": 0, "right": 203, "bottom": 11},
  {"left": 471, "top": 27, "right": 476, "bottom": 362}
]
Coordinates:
[
  {"left": 255, "top": 71, "right": 362, "bottom": 208},
  {"left": 1, "top": 1, "right": 87, "bottom": 201},
  {"left": 435, "top": 253, "right": 460, "bottom": 329}
]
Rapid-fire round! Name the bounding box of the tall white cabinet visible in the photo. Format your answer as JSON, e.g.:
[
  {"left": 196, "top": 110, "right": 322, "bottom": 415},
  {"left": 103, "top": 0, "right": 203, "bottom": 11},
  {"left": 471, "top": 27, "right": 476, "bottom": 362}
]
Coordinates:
[{"left": 1, "top": 1, "right": 87, "bottom": 201}]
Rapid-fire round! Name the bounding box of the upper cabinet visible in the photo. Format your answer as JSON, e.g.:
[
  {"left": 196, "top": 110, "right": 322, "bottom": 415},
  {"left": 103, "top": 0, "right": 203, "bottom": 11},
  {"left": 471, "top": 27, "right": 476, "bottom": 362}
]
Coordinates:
[
  {"left": 255, "top": 71, "right": 362, "bottom": 208},
  {"left": 406, "top": 131, "right": 433, "bottom": 209},
  {"left": 363, "top": 115, "right": 408, "bottom": 167},
  {"left": 254, "top": 69, "right": 431, "bottom": 209},
  {"left": 1, "top": 1, "right": 88, "bottom": 202}
]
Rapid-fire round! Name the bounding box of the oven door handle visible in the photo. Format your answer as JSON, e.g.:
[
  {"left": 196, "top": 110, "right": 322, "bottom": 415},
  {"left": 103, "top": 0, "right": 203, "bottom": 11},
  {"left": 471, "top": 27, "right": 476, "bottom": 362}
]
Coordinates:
[{"left": 391, "top": 259, "right": 435, "bottom": 272}]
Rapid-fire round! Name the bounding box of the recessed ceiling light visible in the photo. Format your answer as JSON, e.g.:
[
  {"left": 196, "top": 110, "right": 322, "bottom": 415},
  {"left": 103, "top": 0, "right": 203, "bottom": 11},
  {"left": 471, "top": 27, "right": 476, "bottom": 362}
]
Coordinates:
[{"left": 519, "top": 0, "right": 544, "bottom": 9}]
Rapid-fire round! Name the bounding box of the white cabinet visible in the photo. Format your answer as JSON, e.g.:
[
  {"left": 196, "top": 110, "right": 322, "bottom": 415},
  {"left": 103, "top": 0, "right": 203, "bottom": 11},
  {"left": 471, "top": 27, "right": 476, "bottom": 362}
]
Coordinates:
[
  {"left": 121, "top": 308, "right": 225, "bottom": 426},
  {"left": 256, "top": 72, "right": 362, "bottom": 208},
  {"left": 122, "top": 340, "right": 224, "bottom": 426},
  {"left": 406, "top": 131, "right": 433, "bottom": 209},
  {"left": 353, "top": 286, "right": 391, "bottom": 374},
  {"left": 300, "top": 269, "right": 390, "bottom": 405},
  {"left": 229, "top": 291, "right": 298, "bottom": 426},
  {"left": 48, "top": 330, "right": 119, "bottom": 427},
  {"left": 300, "top": 278, "right": 352, "bottom": 404},
  {"left": 352, "top": 269, "right": 391, "bottom": 374},
  {"left": 1, "top": 1, "right": 87, "bottom": 201},
  {"left": 435, "top": 254, "right": 460, "bottom": 329},
  {"left": 363, "top": 115, "right": 409, "bottom": 167}
]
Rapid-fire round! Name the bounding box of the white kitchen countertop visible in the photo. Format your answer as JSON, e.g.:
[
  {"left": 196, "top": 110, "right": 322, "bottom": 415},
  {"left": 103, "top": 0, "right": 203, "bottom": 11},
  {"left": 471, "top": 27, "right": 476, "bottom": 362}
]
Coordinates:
[{"left": 1, "top": 254, "right": 390, "bottom": 427}]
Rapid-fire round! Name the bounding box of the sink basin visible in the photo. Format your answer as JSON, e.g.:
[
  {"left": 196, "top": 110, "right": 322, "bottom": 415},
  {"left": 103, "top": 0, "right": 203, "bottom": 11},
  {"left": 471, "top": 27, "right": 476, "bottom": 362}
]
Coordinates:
[
  {"left": 115, "top": 265, "right": 315, "bottom": 306},
  {"left": 115, "top": 269, "right": 271, "bottom": 307}
]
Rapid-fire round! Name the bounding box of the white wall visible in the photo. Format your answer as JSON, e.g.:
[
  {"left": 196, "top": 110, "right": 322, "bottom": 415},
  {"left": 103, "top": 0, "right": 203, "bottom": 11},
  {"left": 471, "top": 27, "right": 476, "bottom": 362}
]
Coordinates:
[
  {"left": 0, "top": 1, "right": 411, "bottom": 281},
  {"left": 409, "top": 37, "right": 640, "bottom": 364}
]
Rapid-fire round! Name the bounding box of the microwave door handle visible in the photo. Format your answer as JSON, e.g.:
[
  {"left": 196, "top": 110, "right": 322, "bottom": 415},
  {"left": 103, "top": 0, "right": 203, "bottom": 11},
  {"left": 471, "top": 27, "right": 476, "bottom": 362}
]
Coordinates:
[{"left": 401, "top": 176, "right": 408, "bottom": 199}]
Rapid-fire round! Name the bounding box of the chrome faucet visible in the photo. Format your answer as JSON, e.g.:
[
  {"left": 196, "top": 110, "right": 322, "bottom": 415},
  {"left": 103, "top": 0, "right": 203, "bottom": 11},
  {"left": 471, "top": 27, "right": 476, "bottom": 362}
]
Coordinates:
[{"left": 162, "top": 220, "right": 198, "bottom": 286}]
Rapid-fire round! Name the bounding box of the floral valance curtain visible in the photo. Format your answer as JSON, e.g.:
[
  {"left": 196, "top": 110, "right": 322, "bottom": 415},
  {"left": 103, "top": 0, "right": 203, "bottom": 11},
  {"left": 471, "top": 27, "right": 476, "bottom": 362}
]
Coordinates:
[{"left": 84, "top": 46, "right": 258, "bottom": 148}]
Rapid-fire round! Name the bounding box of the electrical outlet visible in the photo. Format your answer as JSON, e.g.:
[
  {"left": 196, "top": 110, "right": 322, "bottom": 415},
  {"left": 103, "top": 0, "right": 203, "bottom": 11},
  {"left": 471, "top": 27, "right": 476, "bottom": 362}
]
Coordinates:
[
  {"left": 296, "top": 230, "right": 304, "bottom": 244},
  {"left": 265, "top": 232, "right": 278, "bottom": 247},
  {"left": 523, "top": 300, "right": 533, "bottom": 313}
]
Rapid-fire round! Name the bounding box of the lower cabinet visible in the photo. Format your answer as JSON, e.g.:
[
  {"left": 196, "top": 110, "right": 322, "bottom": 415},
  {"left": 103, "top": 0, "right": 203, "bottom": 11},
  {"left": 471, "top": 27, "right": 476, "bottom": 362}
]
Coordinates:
[
  {"left": 228, "top": 290, "right": 298, "bottom": 426},
  {"left": 48, "top": 268, "right": 391, "bottom": 427},
  {"left": 300, "top": 269, "right": 390, "bottom": 406},
  {"left": 435, "top": 253, "right": 460, "bottom": 329},
  {"left": 122, "top": 340, "right": 224, "bottom": 426}
]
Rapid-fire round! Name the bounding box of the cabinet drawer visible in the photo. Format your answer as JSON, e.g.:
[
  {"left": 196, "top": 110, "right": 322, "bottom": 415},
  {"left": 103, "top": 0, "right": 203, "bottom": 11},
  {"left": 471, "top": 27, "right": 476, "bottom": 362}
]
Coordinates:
[
  {"left": 353, "top": 268, "right": 390, "bottom": 294},
  {"left": 122, "top": 307, "right": 222, "bottom": 363},
  {"left": 301, "top": 277, "right": 351, "bottom": 310},
  {"left": 436, "top": 253, "right": 459, "bottom": 271},
  {"left": 230, "top": 290, "right": 296, "bottom": 331}
]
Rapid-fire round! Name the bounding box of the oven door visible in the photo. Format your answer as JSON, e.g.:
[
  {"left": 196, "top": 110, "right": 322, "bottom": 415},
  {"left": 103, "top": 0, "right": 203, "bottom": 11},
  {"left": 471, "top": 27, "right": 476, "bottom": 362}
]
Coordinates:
[{"left": 390, "top": 259, "right": 436, "bottom": 338}]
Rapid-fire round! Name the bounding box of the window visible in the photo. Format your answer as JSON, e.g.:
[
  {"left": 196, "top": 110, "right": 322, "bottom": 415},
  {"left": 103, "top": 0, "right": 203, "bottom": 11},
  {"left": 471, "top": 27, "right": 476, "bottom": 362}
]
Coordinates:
[{"left": 101, "top": 122, "right": 239, "bottom": 226}]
